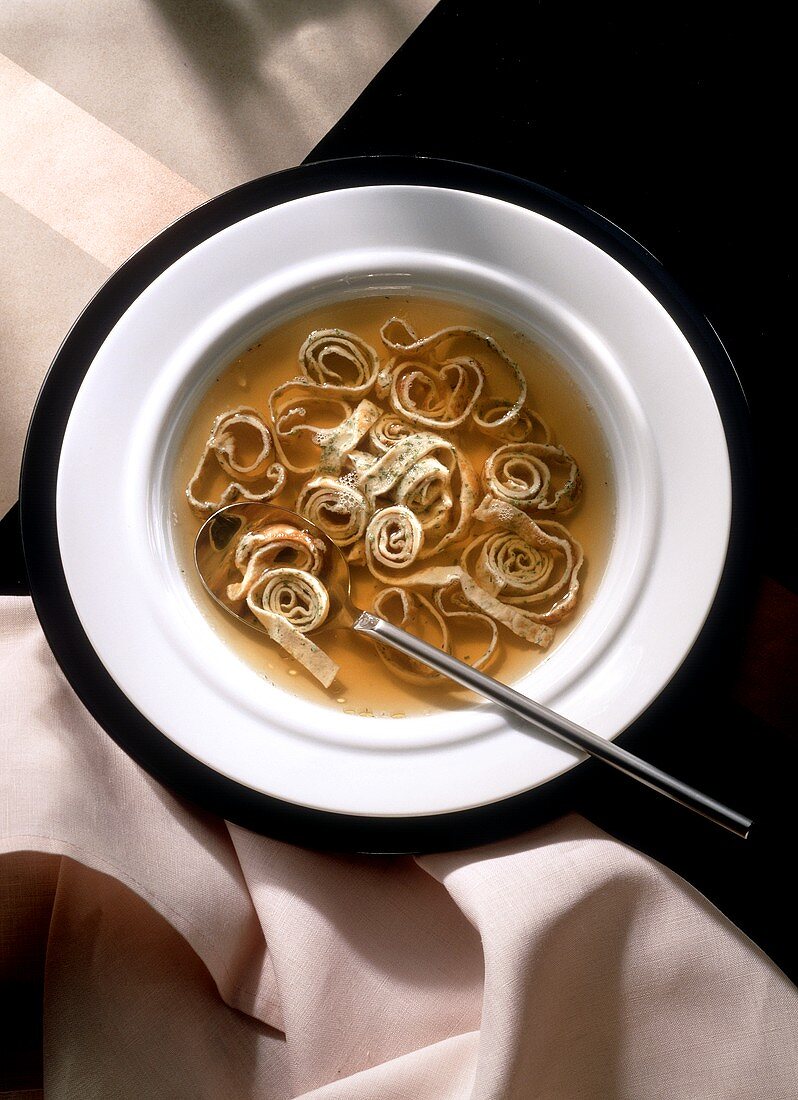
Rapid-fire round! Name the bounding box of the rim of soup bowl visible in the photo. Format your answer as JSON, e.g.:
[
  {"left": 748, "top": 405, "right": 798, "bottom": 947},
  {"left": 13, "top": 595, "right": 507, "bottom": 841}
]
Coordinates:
[{"left": 36, "top": 166, "right": 735, "bottom": 828}]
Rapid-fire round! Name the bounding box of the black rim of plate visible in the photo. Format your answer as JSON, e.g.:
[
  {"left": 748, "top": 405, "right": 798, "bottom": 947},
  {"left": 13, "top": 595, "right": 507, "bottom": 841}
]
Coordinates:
[{"left": 19, "top": 156, "right": 752, "bottom": 853}]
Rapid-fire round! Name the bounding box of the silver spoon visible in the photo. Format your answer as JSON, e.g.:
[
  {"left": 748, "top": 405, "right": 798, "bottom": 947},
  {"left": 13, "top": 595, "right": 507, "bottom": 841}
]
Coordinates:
[{"left": 195, "top": 502, "right": 752, "bottom": 838}]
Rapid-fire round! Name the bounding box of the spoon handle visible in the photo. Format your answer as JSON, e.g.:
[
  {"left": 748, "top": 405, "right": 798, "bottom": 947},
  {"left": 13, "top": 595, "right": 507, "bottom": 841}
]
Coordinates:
[{"left": 353, "top": 612, "right": 752, "bottom": 839}]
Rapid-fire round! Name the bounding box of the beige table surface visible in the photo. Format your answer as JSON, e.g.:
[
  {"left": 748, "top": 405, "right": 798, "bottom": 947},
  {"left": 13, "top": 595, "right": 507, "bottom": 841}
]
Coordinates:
[{"left": 0, "top": 0, "right": 435, "bottom": 517}]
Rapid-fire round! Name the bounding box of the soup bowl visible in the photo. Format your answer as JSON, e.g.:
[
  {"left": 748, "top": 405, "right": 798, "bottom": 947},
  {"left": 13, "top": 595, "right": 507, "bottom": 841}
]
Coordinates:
[{"left": 21, "top": 158, "right": 744, "bottom": 849}]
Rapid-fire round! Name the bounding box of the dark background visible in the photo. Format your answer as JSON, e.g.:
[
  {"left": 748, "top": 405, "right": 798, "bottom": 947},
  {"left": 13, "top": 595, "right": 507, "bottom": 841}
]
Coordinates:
[
  {"left": 312, "top": 2, "right": 793, "bottom": 584},
  {"left": 309, "top": 1, "right": 797, "bottom": 980}
]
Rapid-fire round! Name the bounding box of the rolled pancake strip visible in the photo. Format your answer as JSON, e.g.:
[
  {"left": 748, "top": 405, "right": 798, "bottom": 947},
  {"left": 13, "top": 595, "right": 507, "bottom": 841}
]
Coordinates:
[
  {"left": 268, "top": 329, "right": 379, "bottom": 470},
  {"left": 483, "top": 442, "right": 582, "bottom": 513},
  {"left": 358, "top": 432, "right": 455, "bottom": 505},
  {"left": 269, "top": 385, "right": 353, "bottom": 474},
  {"left": 393, "top": 455, "right": 452, "bottom": 524},
  {"left": 296, "top": 477, "right": 370, "bottom": 547},
  {"left": 369, "top": 412, "right": 415, "bottom": 453},
  {"left": 357, "top": 432, "right": 478, "bottom": 555},
  {"left": 213, "top": 408, "right": 275, "bottom": 476},
  {"left": 269, "top": 391, "right": 379, "bottom": 480},
  {"left": 186, "top": 407, "right": 286, "bottom": 515},
  {"left": 457, "top": 572, "right": 555, "bottom": 648},
  {"left": 246, "top": 567, "right": 338, "bottom": 688},
  {"left": 433, "top": 581, "right": 499, "bottom": 671},
  {"left": 186, "top": 459, "right": 286, "bottom": 515},
  {"left": 227, "top": 525, "right": 325, "bottom": 602},
  {"left": 379, "top": 317, "right": 527, "bottom": 431},
  {"left": 365, "top": 506, "right": 425, "bottom": 572},
  {"left": 471, "top": 496, "right": 584, "bottom": 625},
  {"left": 298, "top": 328, "right": 380, "bottom": 392},
  {"left": 387, "top": 355, "right": 484, "bottom": 430},
  {"left": 346, "top": 450, "right": 378, "bottom": 476},
  {"left": 315, "top": 400, "right": 382, "bottom": 476},
  {"left": 474, "top": 400, "right": 552, "bottom": 445},
  {"left": 470, "top": 530, "right": 556, "bottom": 600}
]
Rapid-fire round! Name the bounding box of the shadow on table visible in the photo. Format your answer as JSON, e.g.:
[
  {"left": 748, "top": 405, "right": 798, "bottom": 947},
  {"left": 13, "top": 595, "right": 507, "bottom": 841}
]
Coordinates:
[{"left": 146, "top": 0, "right": 431, "bottom": 175}]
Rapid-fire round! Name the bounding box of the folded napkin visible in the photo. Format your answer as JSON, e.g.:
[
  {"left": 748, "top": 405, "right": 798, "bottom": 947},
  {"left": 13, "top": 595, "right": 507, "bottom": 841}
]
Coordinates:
[{"left": 2, "top": 597, "right": 797, "bottom": 1098}]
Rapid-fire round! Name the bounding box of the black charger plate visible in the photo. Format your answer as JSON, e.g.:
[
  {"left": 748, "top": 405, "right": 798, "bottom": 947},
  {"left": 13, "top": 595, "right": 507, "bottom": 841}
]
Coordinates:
[{"left": 18, "top": 156, "right": 751, "bottom": 852}]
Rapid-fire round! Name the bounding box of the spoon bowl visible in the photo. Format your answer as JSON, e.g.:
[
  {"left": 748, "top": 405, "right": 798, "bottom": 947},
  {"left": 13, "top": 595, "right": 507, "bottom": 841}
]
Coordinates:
[{"left": 195, "top": 502, "right": 353, "bottom": 632}]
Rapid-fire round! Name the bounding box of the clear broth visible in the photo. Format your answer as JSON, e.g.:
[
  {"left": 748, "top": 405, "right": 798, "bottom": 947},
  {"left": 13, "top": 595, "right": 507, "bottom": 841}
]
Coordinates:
[{"left": 172, "top": 295, "right": 615, "bottom": 717}]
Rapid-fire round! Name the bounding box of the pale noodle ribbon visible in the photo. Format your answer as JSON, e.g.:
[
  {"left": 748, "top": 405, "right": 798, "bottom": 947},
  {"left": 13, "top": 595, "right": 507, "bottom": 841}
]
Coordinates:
[
  {"left": 269, "top": 330, "right": 381, "bottom": 472},
  {"left": 186, "top": 407, "right": 286, "bottom": 515},
  {"left": 483, "top": 442, "right": 582, "bottom": 513},
  {"left": 371, "top": 583, "right": 498, "bottom": 684},
  {"left": 475, "top": 399, "right": 552, "bottom": 445},
  {"left": 362, "top": 496, "right": 583, "bottom": 650},
  {"left": 357, "top": 431, "right": 478, "bottom": 555},
  {"left": 365, "top": 506, "right": 425, "bottom": 572},
  {"left": 378, "top": 317, "right": 527, "bottom": 432},
  {"left": 227, "top": 525, "right": 324, "bottom": 602},
  {"left": 369, "top": 411, "right": 415, "bottom": 453},
  {"left": 247, "top": 568, "right": 338, "bottom": 689},
  {"left": 226, "top": 525, "right": 337, "bottom": 688},
  {"left": 371, "top": 588, "right": 450, "bottom": 685},
  {"left": 296, "top": 478, "right": 370, "bottom": 548}
]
